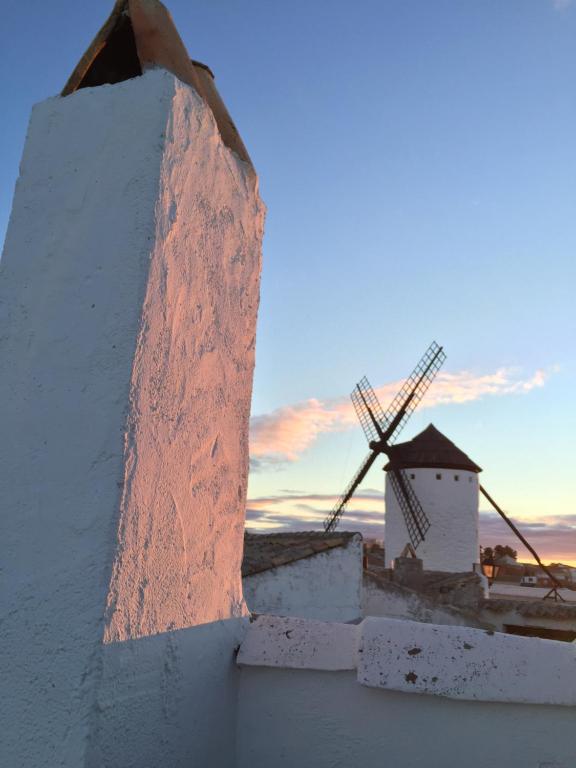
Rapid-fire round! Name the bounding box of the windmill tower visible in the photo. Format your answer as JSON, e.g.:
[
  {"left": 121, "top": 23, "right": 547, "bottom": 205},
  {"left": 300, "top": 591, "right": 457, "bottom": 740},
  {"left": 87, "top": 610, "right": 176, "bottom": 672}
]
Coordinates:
[
  {"left": 384, "top": 425, "right": 482, "bottom": 572},
  {"left": 324, "top": 342, "right": 484, "bottom": 574}
]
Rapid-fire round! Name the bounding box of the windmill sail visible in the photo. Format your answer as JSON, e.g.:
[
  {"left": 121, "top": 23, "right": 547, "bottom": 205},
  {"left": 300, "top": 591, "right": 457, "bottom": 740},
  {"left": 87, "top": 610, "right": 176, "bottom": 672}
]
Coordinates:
[
  {"left": 324, "top": 341, "right": 446, "bottom": 536},
  {"left": 324, "top": 452, "right": 378, "bottom": 533},
  {"left": 381, "top": 341, "right": 446, "bottom": 445},
  {"left": 388, "top": 467, "right": 430, "bottom": 548},
  {"left": 351, "top": 376, "right": 386, "bottom": 443}
]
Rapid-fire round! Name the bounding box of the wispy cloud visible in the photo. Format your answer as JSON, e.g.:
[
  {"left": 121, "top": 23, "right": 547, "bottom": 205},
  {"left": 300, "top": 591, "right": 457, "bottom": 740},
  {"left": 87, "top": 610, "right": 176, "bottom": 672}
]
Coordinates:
[
  {"left": 552, "top": 0, "right": 573, "bottom": 10},
  {"left": 245, "top": 491, "right": 576, "bottom": 565},
  {"left": 246, "top": 489, "right": 384, "bottom": 533},
  {"left": 479, "top": 512, "right": 576, "bottom": 564},
  {"left": 250, "top": 367, "right": 551, "bottom": 468}
]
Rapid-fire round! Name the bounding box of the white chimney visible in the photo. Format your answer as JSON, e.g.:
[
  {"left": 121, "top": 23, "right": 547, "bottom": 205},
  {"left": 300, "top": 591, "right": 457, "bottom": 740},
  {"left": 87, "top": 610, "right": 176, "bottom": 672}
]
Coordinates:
[{"left": 0, "top": 3, "right": 264, "bottom": 765}]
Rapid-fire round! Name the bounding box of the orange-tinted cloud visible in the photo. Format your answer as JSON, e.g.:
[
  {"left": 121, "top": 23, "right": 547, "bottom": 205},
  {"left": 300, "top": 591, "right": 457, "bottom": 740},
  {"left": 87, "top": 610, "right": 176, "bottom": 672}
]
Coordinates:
[{"left": 250, "top": 367, "right": 550, "bottom": 467}]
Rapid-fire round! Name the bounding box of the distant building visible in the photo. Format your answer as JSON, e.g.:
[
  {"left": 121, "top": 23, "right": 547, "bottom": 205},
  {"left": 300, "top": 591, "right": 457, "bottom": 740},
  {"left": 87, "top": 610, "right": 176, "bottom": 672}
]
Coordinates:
[
  {"left": 384, "top": 424, "right": 482, "bottom": 572},
  {"left": 242, "top": 531, "right": 363, "bottom": 622}
]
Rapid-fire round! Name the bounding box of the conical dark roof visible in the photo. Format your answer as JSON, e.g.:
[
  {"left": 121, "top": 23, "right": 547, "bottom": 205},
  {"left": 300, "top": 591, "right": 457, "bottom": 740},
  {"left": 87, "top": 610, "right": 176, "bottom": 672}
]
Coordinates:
[{"left": 384, "top": 424, "right": 482, "bottom": 473}]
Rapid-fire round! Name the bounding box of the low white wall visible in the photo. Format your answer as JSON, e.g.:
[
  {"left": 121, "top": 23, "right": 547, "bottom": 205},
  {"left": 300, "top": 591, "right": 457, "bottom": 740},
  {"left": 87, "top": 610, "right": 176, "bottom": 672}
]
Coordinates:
[
  {"left": 237, "top": 615, "right": 576, "bottom": 768},
  {"left": 239, "top": 615, "right": 576, "bottom": 706},
  {"left": 243, "top": 536, "right": 363, "bottom": 622},
  {"left": 237, "top": 667, "right": 576, "bottom": 768},
  {"left": 88, "top": 618, "right": 246, "bottom": 768},
  {"left": 238, "top": 616, "right": 357, "bottom": 671},
  {"left": 358, "top": 617, "right": 576, "bottom": 704}
]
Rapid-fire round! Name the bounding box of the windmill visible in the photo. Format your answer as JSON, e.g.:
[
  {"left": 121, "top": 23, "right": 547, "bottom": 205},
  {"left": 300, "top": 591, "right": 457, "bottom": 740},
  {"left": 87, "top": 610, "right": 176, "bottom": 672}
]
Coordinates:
[
  {"left": 323, "top": 340, "right": 568, "bottom": 602},
  {"left": 323, "top": 341, "right": 446, "bottom": 547}
]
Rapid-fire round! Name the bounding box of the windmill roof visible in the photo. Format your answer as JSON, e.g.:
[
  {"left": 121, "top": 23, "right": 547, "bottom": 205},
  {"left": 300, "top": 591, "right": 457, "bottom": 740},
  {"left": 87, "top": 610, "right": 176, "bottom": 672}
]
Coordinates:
[
  {"left": 242, "top": 531, "right": 361, "bottom": 577},
  {"left": 384, "top": 424, "right": 482, "bottom": 473}
]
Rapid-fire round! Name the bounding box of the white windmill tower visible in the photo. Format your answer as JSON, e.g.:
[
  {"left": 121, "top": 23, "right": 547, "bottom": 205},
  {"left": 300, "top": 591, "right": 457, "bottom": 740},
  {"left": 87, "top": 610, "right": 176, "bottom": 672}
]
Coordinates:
[
  {"left": 383, "top": 424, "right": 482, "bottom": 572},
  {"left": 325, "top": 341, "right": 567, "bottom": 598}
]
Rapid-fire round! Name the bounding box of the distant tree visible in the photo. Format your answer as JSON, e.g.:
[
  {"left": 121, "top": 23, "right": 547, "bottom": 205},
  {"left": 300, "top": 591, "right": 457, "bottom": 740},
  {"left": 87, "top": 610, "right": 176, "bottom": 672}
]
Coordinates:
[
  {"left": 480, "top": 546, "right": 494, "bottom": 564},
  {"left": 494, "top": 544, "right": 517, "bottom": 561}
]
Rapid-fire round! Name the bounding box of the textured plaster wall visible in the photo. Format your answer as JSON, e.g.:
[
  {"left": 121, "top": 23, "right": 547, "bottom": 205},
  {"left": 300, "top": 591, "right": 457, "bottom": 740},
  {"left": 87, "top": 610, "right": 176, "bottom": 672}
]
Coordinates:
[
  {"left": 237, "top": 615, "right": 576, "bottom": 768},
  {"left": 0, "top": 70, "right": 263, "bottom": 767},
  {"left": 239, "top": 615, "right": 576, "bottom": 707},
  {"left": 88, "top": 619, "right": 246, "bottom": 768},
  {"left": 357, "top": 617, "right": 576, "bottom": 704},
  {"left": 385, "top": 468, "right": 479, "bottom": 571},
  {"left": 103, "top": 71, "right": 263, "bottom": 641},
  {"left": 237, "top": 667, "right": 576, "bottom": 768},
  {"left": 243, "top": 537, "right": 363, "bottom": 622}
]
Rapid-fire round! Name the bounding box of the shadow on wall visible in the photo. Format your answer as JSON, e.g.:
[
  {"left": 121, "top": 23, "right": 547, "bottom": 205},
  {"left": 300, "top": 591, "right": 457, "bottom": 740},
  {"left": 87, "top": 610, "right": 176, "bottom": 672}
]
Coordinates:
[{"left": 86, "top": 617, "right": 248, "bottom": 768}]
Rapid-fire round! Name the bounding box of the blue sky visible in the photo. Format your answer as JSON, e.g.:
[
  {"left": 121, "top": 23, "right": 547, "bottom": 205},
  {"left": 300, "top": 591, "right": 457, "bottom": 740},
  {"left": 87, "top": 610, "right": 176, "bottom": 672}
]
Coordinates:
[{"left": 1, "top": 1, "right": 575, "bottom": 562}]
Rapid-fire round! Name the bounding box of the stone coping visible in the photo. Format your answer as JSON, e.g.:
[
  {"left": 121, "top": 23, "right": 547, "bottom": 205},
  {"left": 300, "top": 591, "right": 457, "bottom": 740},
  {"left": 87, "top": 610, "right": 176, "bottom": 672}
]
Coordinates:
[{"left": 238, "top": 615, "right": 576, "bottom": 706}]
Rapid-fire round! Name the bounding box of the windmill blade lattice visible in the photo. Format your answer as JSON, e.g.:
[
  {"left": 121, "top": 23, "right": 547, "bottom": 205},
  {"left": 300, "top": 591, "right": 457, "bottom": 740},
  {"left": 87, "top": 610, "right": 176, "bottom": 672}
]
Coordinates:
[
  {"left": 324, "top": 451, "right": 378, "bottom": 533},
  {"left": 388, "top": 468, "right": 431, "bottom": 548},
  {"left": 351, "top": 376, "right": 386, "bottom": 443},
  {"left": 382, "top": 341, "right": 446, "bottom": 445}
]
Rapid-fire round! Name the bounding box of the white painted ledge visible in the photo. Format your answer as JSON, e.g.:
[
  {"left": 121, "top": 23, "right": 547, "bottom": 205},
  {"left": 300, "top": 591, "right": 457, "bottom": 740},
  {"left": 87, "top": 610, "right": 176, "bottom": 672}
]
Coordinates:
[
  {"left": 238, "top": 615, "right": 576, "bottom": 706},
  {"left": 358, "top": 617, "right": 576, "bottom": 705},
  {"left": 237, "top": 616, "right": 357, "bottom": 671}
]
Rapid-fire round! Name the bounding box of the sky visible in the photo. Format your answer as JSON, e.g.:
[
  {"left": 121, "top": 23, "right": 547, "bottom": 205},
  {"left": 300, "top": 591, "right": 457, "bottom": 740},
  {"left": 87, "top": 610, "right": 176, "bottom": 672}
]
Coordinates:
[{"left": 1, "top": 0, "right": 575, "bottom": 565}]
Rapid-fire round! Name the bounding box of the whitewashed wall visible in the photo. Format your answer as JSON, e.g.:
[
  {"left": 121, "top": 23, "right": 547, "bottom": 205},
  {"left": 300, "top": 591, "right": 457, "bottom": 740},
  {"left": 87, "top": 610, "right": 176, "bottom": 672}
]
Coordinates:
[
  {"left": 88, "top": 618, "right": 247, "bottom": 768},
  {"left": 237, "top": 667, "right": 576, "bottom": 768},
  {"left": 243, "top": 536, "right": 363, "bottom": 622},
  {"left": 362, "top": 578, "right": 488, "bottom": 628},
  {"left": 385, "top": 468, "right": 479, "bottom": 571},
  {"left": 0, "top": 69, "right": 263, "bottom": 768},
  {"left": 237, "top": 616, "right": 576, "bottom": 768}
]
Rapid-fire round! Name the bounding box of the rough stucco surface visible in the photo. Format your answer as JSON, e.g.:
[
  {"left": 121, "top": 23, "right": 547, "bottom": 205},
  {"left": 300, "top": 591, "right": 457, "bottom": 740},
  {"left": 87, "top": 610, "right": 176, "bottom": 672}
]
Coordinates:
[
  {"left": 385, "top": 467, "right": 479, "bottom": 571},
  {"left": 237, "top": 667, "right": 576, "bottom": 768},
  {"left": 0, "top": 70, "right": 263, "bottom": 767},
  {"left": 104, "top": 71, "right": 263, "bottom": 642},
  {"left": 239, "top": 615, "right": 576, "bottom": 707},
  {"left": 237, "top": 616, "right": 357, "bottom": 671},
  {"left": 88, "top": 619, "right": 247, "bottom": 768},
  {"left": 243, "top": 536, "right": 363, "bottom": 622},
  {"left": 358, "top": 617, "right": 576, "bottom": 705}
]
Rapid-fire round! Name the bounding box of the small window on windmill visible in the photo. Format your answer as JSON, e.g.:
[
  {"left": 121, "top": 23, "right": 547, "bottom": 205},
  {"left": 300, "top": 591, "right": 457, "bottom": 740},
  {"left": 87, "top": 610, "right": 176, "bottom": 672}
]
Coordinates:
[
  {"left": 435, "top": 473, "right": 442, "bottom": 480},
  {"left": 454, "top": 474, "right": 460, "bottom": 481},
  {"left": 410, "top": 473, "right": 415, "bottom": 480}
]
